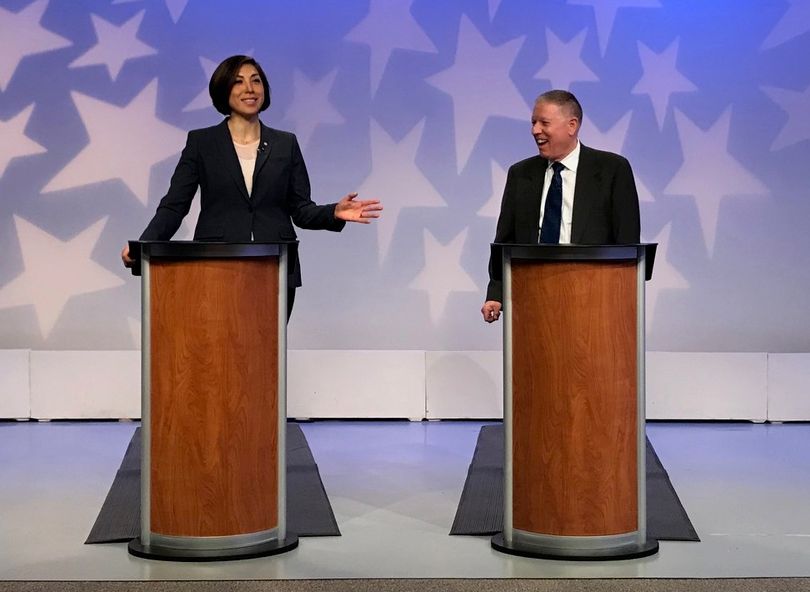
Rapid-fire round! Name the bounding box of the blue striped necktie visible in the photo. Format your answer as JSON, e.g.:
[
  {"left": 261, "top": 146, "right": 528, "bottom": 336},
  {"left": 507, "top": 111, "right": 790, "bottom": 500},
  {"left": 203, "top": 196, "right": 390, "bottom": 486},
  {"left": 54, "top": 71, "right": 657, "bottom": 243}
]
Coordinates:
[{"left": 539, "top": 161, "right": 565, "bottom": 244}]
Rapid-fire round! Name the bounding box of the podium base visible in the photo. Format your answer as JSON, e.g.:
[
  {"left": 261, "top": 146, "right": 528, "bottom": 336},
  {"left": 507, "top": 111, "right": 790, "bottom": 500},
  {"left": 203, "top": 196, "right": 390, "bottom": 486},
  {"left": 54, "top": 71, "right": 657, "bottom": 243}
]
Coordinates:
[
  {"left": 491, "top": 532, "right": 659, "bottom": 561},
  {"left": 127, "top": 533, "right": 299, "bottom": 562}
]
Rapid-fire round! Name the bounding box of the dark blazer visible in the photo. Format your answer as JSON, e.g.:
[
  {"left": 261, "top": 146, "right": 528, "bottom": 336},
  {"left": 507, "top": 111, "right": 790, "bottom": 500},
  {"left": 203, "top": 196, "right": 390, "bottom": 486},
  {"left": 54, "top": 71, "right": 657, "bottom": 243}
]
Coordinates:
[
  {"left": 140, "top": 119, "right": 345, "bottom": 287},
  {"left": 486, "top": 143, "right": 640, "bottom": 302}
]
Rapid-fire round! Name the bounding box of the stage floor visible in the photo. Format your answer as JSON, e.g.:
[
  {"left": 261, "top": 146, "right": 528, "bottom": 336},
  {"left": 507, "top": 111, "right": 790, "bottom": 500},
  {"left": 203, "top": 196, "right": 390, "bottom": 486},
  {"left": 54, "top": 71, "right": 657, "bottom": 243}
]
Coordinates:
[{"left": 1, "top": 420, "right": 809, "bottom": 580}]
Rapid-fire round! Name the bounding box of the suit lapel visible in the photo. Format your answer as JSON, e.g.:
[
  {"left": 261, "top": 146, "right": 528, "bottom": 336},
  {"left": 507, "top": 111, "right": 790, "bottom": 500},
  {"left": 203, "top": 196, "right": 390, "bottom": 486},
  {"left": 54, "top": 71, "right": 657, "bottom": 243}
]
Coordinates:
[
  {"left": 520, "top": 156, "right": 545, "bottom": 243},
  {"left": 571, "top": 144, "right": 599, "bottom": 244},
  {"left": 250, "top": 124, "right": 274, "bottom": 205},
  {"left": 214, "top": 119, "right": 251, "bottom": 202}
]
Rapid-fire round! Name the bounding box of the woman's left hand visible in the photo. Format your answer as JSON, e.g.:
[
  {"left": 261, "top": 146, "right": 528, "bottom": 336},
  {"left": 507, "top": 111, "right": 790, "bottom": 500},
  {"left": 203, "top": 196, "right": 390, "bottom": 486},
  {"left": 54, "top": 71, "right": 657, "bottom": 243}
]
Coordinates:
[{"left": 335, "top": 192, "right": 383, "bottom": 224}]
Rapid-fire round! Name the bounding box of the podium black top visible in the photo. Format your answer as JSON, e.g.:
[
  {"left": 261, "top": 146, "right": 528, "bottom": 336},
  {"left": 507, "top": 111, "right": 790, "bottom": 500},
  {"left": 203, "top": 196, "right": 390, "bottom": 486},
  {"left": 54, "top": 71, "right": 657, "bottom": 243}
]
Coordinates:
[
  {"left": 491, "top": 243, "right": 657, "bottom": 281},
  {"left": 127, "top": 240, "right": 298, "bottom": 276}
]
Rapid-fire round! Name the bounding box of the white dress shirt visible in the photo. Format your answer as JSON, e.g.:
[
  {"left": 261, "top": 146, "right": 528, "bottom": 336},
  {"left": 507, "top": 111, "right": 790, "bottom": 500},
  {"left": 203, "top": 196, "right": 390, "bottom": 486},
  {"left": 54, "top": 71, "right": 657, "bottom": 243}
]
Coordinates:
[{"left": 538, "top": 140, "right": 580, "bottom": 244}]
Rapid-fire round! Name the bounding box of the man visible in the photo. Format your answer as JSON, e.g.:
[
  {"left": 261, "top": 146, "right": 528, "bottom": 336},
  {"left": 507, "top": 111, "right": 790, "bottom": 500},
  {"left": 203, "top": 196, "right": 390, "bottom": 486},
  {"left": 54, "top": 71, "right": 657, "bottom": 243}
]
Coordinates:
[{"left": 481, "top": 90, "right": 640, "bottom": 323}]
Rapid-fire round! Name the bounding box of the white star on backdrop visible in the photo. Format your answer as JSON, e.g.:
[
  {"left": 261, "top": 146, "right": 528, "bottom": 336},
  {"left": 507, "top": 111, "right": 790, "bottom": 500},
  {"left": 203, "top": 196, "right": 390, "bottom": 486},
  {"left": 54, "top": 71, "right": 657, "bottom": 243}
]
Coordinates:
[
  {"left": 0, "top": 105, "right": 48, "bottom": 179},
  {"left": 567, "top": 0, "right": 662, "bottom": 56},
  {"left": 69, "top": 11, "right": 157, "bottom": 81},
  {"left": 580, "top": 111, "right": 631, "bottom": 154},
  {"left": 355, "top": 119, "right": 446, "bottom": 264},
  {"left": 762, "top": 85, "right": 810, "bottom": 151},
  {"left": 0, "top": 0, "right": 72, "bottom": 92},
  {"left": 665, "top": 108, "right": 768, "bottom": 254},
  {"left": 632, "top": 39, "right": 697, "bottom": 129},
  {"left": 0, "top": 216, "right": 124, "bottom": 339},
  {"left": 164, "top": 0, "right": 189, "bottom": 23},
  {"left": 409, "top": 228, "right": 478, "bottom": 323},
  {"left": 427, "top": 16, "right": 526, "bottom": 172},
  {"left": 113, "top": 0, "right": 189, "bottom": 24},
  {"left": 477, "top": 160, "right": 508, "bottom": 218},
  {"left": 579, "top": 112, "right": 656, "bottom": 202},
  {"left": 182, "top": 56, "right": 218, "bottom": 112},
  {"left": 43, "top": 80, "right": 187, "bottom": 205},
  {"left": 488, "top": 0, "right": 503, "bottom": 21},
  {"left": 283, "top": 68, "right": 345, "bottom": 150},
  {"left": 346, "top": 0, "right": 437, "bottom": 95},
  {"left": 643, "top": 221, "right": 688, "bottom": 326},
  {"left": 761, "top": 0, "right": 810, "bottom": 49},
  {"left": 635, "top": 176, "right": 655, "bottom": 203},
  {"left": 534, "top": 28, "right": 598, "bottom": 90}
]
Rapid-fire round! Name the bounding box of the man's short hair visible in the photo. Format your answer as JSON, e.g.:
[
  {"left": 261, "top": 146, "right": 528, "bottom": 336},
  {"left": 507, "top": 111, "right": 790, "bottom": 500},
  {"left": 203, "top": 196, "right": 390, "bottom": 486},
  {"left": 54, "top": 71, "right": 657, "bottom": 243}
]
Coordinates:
[
  {"left": 535, "top": 90, "right": 583, "bottom": 123},
  {"left": 208, "top": 55, "right": 271, "bottom": 116}
]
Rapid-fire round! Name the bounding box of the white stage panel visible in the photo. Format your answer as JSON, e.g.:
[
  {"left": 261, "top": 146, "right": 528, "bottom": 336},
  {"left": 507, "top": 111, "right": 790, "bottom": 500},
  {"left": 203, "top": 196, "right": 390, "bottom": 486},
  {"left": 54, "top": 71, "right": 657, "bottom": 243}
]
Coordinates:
[
  {"left": 646, "top": 352, "right": 767, "bottom": 420},
  {"left": 287, "top": 350, "right": 425, "bottom": 419},
  {"left": 29, "top": 351, "right": 140, "bottom": 419},
  {"left": 425, "top": 351, "right": 502, "bottom": 419},
  {"left": 0, "top": 350, "right": 30, "bottom": 419},
  {"left": 767, "top": 354, "right": 810, "bottom": 421}
]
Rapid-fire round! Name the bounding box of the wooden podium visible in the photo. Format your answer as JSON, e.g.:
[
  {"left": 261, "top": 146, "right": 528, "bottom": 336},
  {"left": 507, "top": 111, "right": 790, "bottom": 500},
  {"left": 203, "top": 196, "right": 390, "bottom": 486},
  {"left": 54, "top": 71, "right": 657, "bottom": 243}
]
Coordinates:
[
  {"left": 491, "top": 243, "right": 658, "bottom": 560},
  {"left": 126, "top": 241, "right": 298, "bottom": 561}
]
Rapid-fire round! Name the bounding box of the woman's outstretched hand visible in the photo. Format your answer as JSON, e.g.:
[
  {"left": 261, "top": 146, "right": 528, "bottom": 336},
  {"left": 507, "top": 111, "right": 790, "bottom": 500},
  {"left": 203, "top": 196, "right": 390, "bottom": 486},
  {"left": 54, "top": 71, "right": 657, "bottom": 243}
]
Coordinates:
[{"left": 335, "top": 192, "right": 383, "bottom": 224}]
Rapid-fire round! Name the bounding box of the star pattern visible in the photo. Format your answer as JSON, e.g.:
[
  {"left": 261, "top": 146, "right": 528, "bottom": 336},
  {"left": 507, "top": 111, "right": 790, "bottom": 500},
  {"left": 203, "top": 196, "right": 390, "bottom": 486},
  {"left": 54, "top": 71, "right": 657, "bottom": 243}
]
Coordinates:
[
  {"left": 347, "top": 0, "right": 437, "bottom": 95},
  {"left": 69, "top": 11, "right": 157, "bottom": 81},
  {"left": 477, "top": 160, "right": 508, "bottom": 218},
  {"left": 113, "top": 0, "right": 190, "bottom": 24},
  {"left": 0, "top": 0, "right": 72, "bottom": 92},
  {"left": 665, "top": 109, "right": 768, "bottom": 254},
  {"left": 762, "top": 85, "right": 810, "bottom": 151},
  {"left": 488, "top": 0, "right": 503, "bottom": 21},
  {"left": 579, "top": 111, "right": 632, "bottom": 154},
  {"left": 534, "top": 28, "right": 598, "bottom": 90},
  {"left": 0, "top": 1, "right": 806, "bottom": 354},
  {"left": 635, "top": 176, "right": 655, "bottom": 203},
  {"left": 427, "top": 16, "right": 526, "bottom": 171},
  {"left": 632, "top": 39, "right": 697, "bottom": 129},
  {"left": 0, "top": 105, "right": 48, "bottom": 179},
  {"left": 165, "top": 0, "right": 190, "bottom": 23},
  {"left": 409, "top": 228, "right": 477, "bottom": 323},
  {"left": 182, "top": 56, "right": 218, "bottom": 112},
  {"left": 283, "top": 68, "right": 345, "bottom": 150},
  {"left": 643, "top": 221, "right": 688, "bottom": 326},
  {"left": 355, "top": 119, "right": 446, "bottom": 264},
  {"left": 761, "top": 0, "right": 810, "bottom": 49},
  {"left": 0, "top": 216, "right": 124, "bottom": 339},
  {"left": 568, "top": 0, "right": 662, "bottom": 56},
  {"left": 42, "top": 80, "right": 187, "bottom": 205}
]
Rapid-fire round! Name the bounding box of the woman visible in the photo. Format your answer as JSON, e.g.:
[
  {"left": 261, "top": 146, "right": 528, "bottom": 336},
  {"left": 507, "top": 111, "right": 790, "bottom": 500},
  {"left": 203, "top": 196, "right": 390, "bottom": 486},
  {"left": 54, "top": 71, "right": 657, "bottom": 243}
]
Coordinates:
[{"left": 121, "top": 55, "right": 381, "bottom": 315}]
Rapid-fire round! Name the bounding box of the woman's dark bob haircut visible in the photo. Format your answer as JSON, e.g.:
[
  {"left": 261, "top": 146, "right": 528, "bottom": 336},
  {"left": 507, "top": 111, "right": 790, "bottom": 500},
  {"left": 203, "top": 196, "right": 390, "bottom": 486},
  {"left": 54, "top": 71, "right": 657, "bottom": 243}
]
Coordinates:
[{"left": 208, "top": 55, "right": 271, "bottom": 116}]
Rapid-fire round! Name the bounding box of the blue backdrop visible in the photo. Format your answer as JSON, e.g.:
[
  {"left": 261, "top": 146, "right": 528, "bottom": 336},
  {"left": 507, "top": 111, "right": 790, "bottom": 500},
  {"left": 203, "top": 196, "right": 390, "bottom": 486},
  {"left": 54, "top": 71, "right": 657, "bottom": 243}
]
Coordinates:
[{"left": 1, "top": 0, "right": 808, "bottom": 352}]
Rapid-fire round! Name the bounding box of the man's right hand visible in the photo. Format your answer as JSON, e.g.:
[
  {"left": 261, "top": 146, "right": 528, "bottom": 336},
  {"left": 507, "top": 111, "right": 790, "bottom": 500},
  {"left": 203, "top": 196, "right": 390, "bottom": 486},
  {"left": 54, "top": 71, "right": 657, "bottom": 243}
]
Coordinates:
[
  {"left": 121, "top": 245, "right": 134, "bottom": 268},
  {"left": 481, "top": 300, "right": 502, "bottom": 323}
]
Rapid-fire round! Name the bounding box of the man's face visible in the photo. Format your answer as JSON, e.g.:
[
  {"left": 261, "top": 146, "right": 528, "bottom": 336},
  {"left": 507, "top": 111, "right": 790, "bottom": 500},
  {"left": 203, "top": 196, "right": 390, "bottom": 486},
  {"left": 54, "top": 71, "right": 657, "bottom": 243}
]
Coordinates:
[{"left": 531, "top": 100, "right": 578, "bottom": 162}]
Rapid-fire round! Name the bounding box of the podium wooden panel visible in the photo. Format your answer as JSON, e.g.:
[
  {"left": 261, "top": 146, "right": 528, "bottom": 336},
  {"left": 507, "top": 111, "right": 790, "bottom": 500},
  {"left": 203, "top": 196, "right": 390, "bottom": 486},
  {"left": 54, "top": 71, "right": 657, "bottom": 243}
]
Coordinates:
[
  {"left": 126, "top": 241, "right": 298, "bottom": 561},
  {"left": 492, "top": 244, "right": 658, "bottom": 561}
]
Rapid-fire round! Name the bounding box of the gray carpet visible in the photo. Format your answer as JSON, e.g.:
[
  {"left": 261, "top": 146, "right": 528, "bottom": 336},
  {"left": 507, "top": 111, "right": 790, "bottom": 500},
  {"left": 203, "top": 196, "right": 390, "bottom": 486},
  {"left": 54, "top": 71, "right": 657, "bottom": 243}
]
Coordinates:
[
  {"left": 86, "top": 423, "right": 339, "bottom": 543},
  {"left": 450, "top": 424, "right": 699, "bottom": 541}
]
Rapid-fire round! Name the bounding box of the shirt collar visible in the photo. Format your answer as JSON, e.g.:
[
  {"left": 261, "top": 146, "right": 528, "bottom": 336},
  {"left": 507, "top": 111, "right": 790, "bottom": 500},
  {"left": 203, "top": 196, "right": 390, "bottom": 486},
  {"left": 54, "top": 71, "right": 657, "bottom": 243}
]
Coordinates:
[{"left": 548, "top": 140, "right": 580, "bottom": 173}]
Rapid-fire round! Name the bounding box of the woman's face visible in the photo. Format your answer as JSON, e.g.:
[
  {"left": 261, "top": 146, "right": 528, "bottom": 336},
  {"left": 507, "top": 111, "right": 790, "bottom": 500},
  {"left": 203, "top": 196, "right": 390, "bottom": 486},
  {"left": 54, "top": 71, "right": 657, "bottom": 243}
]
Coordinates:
[{"left": 228, "top": 63, "right": 264, "bottom": 119}]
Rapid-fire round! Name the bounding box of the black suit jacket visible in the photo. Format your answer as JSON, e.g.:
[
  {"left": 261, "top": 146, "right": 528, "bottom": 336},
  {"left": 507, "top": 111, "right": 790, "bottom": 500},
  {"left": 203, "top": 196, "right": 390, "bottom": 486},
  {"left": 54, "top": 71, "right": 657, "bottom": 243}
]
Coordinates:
[
  {"left": 486, "top": 144, "right": 640, "bottom": 302},
  {"left": 140, "top": 119, "right": 345, "bottom": 287}
]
